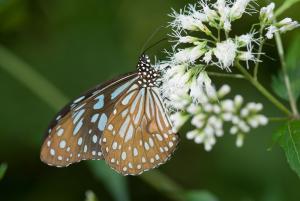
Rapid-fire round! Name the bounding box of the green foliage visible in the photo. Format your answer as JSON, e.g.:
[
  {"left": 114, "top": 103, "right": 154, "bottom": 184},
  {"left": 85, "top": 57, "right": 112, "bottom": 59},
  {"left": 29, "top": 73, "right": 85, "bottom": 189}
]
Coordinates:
[
  {"left": 0, "top": 0, "right": 30, "bottom": 32},
  {"left": 185, "top": 190, "right": 219, "bottom": 201},
  {"left": 285, "top": 0, "right": 300, "bottom": 4},
  {"left": 89, "top": 161, "right": 129, "bottom": 201},
  {"left": 272, "top": 36, "right": 300, "bottom": 101},
  {"left": 0, "top": 163, "right": 7, "bottom": 180},
  {"left": 276, "top": 0, "right": 300, "bottom": 16},
  {"left": 274, "top": 120, "right": 300, "bottom": 178},
  {"left": 85, "top": 190, "right": 98, "bottom": 201}
]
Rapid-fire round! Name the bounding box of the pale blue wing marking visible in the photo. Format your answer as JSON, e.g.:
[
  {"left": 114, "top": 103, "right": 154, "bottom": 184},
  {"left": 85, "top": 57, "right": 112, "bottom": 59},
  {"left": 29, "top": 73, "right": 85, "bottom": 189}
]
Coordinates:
[
  {"left": 93, "top": 95, "right": 105, "bottom": 109},
  {"left": 111, "top": 78, "right": 137, "bottom": 100},
  {"left": 98, "top": 113, "right": 108, "bottom": 131}
]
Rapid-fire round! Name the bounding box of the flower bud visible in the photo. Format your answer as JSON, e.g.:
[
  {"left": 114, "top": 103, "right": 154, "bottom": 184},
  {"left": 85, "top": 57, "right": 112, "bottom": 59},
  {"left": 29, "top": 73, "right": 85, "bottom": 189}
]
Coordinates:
[
  {"left": 260, "top": 3, "right": 275, "bottom": 24},
  {"left": 236, "top": 134, "right": 244, "bottom": 147}
]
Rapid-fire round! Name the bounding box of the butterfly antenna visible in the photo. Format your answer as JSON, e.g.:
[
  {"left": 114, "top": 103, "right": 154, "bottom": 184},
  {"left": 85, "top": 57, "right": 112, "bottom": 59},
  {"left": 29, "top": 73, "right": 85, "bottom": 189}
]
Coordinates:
[
  {"left": 142, "top": 37, "right": 168, "bottom": 55},
  {"left": 140, "top": 26, "right": 168, "bottom": 55}
]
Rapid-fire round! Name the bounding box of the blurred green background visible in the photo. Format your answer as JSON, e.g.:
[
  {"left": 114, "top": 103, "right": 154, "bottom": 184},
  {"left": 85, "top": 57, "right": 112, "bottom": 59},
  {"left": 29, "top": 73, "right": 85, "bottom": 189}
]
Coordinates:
[{"left": 0, "top": 0, "right": 300, "bottom": 201}]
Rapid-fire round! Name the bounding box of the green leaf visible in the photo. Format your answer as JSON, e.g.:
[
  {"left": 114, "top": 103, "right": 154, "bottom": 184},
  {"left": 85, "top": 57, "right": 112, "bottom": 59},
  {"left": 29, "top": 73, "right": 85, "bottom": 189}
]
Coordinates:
[
  {"left": 85, "top": 190, "right": 98, "bottom": 201},
  {"left": 89, "top": 161, "right": 130, "bottom": 201},
  {"left": 275, "top": 0, "right": 300, "bottom": 16},
  {"left": 0, "top": 163, "right": 7, "bottom": 180},
  {"left": 185, "top": 190, "right": 219, "bottom": 201},
  {"left": 272, "top": 35, "right": 300, "bottom": 101},
  {"left": 275, "top": 120, "right": 300, "bottom": 178}
]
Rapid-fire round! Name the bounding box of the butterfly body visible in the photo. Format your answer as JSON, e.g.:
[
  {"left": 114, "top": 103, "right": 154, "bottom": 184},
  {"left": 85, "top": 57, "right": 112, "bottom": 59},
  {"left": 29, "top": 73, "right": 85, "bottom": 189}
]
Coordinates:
[{"left": 40, "top": 55, "right": 178, "bottom": 175}]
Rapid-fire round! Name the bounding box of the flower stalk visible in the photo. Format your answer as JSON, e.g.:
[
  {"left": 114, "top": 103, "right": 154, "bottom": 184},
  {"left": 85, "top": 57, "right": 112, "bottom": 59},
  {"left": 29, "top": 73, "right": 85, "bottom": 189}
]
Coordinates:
[
  {"left": 235, "top": 62, "right": 292, "bottom": 116},
  {"left": 274, "top": 31, "right": 299, "bottom": 117},
  {"left": 253, "top": 25, "right": 265, "bottom": 80}
]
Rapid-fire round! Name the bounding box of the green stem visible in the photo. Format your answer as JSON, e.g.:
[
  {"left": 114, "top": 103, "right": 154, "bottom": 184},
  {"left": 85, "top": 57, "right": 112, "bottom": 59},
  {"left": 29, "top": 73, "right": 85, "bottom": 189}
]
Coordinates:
[
  {"left": 207, "top": 71, "right": 245, "bottom": 79},
  {"left": 274, "top": 31, "right": 299, "bottom": 117},
  {"left": 275, "top": 0, "right": 300, "bottom": 17},
  {"left": 0, "top": 44, "right": 184, "bottom": 201},
  {"left": 268, "top": 117, "right": 292, "bottom": 122},
  {"left": 140, "top": 170, "right": 185, "bottom": 201},
  {"left": 253, "top": 25, "right": 265, "bottom": 80},
  {"left": 235, "top": 62, "right": 292, "bottom": 116},
  {"left": 209, "top": 33, "right": 218, "bottom": 42}
]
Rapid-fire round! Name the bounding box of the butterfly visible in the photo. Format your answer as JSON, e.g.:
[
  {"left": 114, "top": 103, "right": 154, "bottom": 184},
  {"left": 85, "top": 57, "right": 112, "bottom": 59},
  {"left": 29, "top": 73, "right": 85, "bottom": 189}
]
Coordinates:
[{"left": 40, "top": 54, "right": 179, "bottom": 176}]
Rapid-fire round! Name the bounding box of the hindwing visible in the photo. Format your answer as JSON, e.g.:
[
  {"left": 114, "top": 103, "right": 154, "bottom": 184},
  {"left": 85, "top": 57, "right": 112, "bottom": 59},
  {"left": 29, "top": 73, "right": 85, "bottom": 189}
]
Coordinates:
[{"left": 101, "top": 84, "right": 179, "bottom": 175}]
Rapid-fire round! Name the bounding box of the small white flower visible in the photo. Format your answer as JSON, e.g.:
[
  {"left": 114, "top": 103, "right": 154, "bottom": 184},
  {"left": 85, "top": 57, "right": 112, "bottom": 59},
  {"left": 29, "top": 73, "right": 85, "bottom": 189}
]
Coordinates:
[
  {"left": 214, "top": 0, "right": 227, "bottom": 17},
  {"left": 236, "top": 134, "right": 244, "bottom": 147},
  {"left": 188, "top": 4, "right": 207, "bottom": 22},
  {"left": 195, "top": 133, "right": 205, "bottom": 144},
  {"left": 217, "top": 84, "right": 231, "bottom": 97},
  {"left": 230, "top": 126, "right": 238, "bottom": 134},
  {"left": 204, "top": 136, "right": 216, "bottom": 151},
  {"left": 173, "top": 44, "right": 206, "bottom": 64},
  {"left": 175, "top": 14, "right": 200, "bottom": 31},
  {"left": 174, "top": 48, "right": 193, "bottom": 64},
  {"left": 236, "top": 33, "right": 258, "bottom": 48},
  {"left": 190, "top": 45, "right": 207, "bottom": 62},
  {"left": 187, "top": 104, "right": 201, "bottom": 114},
  {"left": 191, "top": 114, "right": 206, "bottom": 128},
  {"left": 197, "top": 71, "right": 214, "bottom": 93},
  {"left": 187, "top": 129, "right": 199, "bottom": 140},
  {"left": 214, "top": 39, "right": 237, "bottom": 69},
  {"left": 215, "top": 1, "right": 231, "bottom": 31},
  {"left": 221, "top": 99, "right": 235, "bottom": 112},
  {"left": 234, "top": 95, "right": 243, "bottom": 108},
  {"left": 178, "top": 36, "right": 200, "bottom": 44},
  {"left": 170, "top": 112, "right": 189, "bottom": 131},
  {"left": 190, "top": 79, "right": 205, "bottom": 102},
  {"left": 279, "top": 20, "right": 299, "bottom": 33},
  {"left": 230, "top": 0, "right": 252, "bottom": 20},
  {"left": 238, "top": 51, "right": 255, "bottom": 61},
  {"left": 224, "top": 20, "right": 232, "bottom": 32},
  {"left": 266, "top": 25, "right": 277, "bottom": 39},
  {"left": 202, "top": 4, "right": 218, "bottom": 21},
  {"left": 257, "top": 115, "right": 268, "bottom": 125},
  {"left": 203, "top": 50, "right": 213, "bottom": 64},
  {"left": 260, "top": 3, "right": 275, "bottom": 23},
  {"left": 248, "top": 118, "right": 259, "bottom": 128},
  {"left": 278, "top": 18, "right": 293, "bottom": 26}
]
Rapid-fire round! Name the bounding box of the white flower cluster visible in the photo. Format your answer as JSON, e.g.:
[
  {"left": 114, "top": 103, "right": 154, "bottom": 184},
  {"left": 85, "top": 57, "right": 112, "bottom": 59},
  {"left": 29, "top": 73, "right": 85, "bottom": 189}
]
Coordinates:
[
  {"left": 169, "top": 84, "right": 268, "bottom": 151},
  {"left": 169, "top": 0, "right": 259, "bottom": 70},
  {"left": 260, "top": 3, "right": 299, "bottom": 39},
  {"left": 157, "top": 0, "right": 298, "bottom": 150},
  {"left": 168, "top": 0, "right": 299, "bottom": 70}
]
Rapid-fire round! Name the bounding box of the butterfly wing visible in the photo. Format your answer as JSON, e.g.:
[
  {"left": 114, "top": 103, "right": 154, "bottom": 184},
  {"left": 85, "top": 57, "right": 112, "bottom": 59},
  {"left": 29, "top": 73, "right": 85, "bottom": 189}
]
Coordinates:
[
  {"left": 40, "top": 72, "right": 138, "bottom": 167},
  {"left": 101, "top": 84, "right": 179, "bottom": 175}
]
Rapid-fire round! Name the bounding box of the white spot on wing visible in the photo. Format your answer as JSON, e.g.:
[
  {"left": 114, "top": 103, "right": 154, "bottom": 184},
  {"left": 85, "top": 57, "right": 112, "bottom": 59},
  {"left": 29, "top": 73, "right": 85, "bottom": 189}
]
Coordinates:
[
  {"left": 111, "top": 78, "right": 137, "bottom": 99},
  {"left": 98, "top": 113, "right": 107, "bottom": 131},
  {"left": 125, "top": 124, "right": 134, "bottom": 142},
  {"left": 77, "top": 137, "right": 83, "bottom": 146},
  {"left": 93, "top": 135, "right": 98, "bottom": 143},
  {"left": 57, "top": 128, "right": 64, "bottom": 136},
  {"left": 119, "top": 116, "right": 130, "bottom": 138},
  {"left": 121, "top": 152, "right": 127, "bottom": 160},
  {"left": 59, "top": 140, "right": 66, "bottom": 149},
  {"left": 74, "top": 96, "right": 85, "bottom": 103}
]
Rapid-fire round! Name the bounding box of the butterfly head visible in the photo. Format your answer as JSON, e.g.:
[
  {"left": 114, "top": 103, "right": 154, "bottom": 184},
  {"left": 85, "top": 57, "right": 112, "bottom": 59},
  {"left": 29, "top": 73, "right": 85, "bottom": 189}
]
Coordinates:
[{"left": 137, "top": 54, "right": 159, "bottom": 88}]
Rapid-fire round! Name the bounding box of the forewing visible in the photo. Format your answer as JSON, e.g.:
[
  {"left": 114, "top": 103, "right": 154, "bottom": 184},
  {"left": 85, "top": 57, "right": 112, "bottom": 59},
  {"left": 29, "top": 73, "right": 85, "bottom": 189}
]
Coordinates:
[
  {"left": 101, "top": 85, "right": 179, "bottom": 175},
  {"left": 40, "top": 72, "right": 138, "bottom": 167}
]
